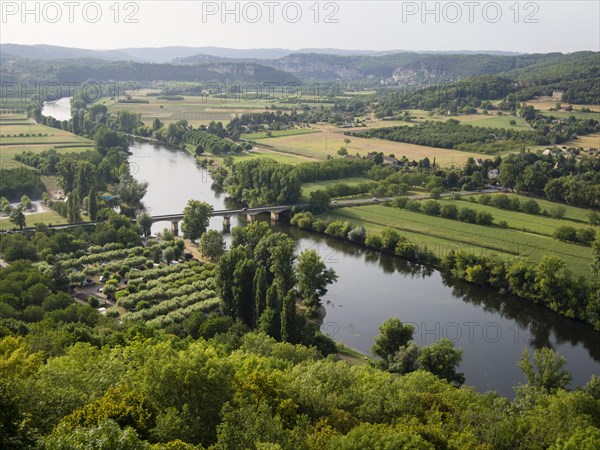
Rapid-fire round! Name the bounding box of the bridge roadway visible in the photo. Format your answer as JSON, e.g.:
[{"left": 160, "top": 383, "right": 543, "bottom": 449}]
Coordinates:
[{"left": 4, "top": 204, "right": 306, "bottom": 234}]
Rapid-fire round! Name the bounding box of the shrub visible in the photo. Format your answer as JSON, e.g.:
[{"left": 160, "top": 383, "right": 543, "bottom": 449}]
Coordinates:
[
  {"left": 576, "top": 227, "right": 596, "bottom": 245},
  {"left": 405, "top": 200, "right": 421, "bottom": 212},
  {"left": 348, "top": 226, "right": 367, "bottom": 243},
  {"left": 421, "top": 200, "right": 441, "bottom": 216},
  {"left": 550, "top": 205, "right": 567, "bottom": 219},
  {"left": 440, "top": 204, "right": 459, "bottom": 220},
  {"left": 478, "top": 195, "right": 492, "bottom": 206},
  {"left": 313, "top": 220, "right": 328, "bottom": 233},
  {"left": 365, "top": 233, "right": 383, "bottom": 250},
  {"left": 554, "top": 226, "right": 577, "bottom": 242},
  {"left": 458, "top": 207, "right": 477, "bottom": 223},
  {"left": 522, "top": 199, "right": 541, "bottom": 215},
  {"left": 476, "top": 211, "right": 494, "bottom": 226}
]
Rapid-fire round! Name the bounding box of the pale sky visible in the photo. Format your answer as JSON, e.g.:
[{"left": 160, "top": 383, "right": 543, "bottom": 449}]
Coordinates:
[{"left": 1, "top": 1, "right": 599, "bottom": 53}]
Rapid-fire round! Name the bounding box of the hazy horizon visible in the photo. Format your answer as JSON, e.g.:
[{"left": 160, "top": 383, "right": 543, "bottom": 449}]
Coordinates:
[{"left": 1, "top": 1, "right": 599, "bottom": 54}]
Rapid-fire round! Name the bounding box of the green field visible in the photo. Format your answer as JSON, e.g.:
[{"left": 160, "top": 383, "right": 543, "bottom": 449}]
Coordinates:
[
  {"left": 301, "top": 177, "right": 372, "bottom": 198},
  {"left": 539, "top": 110, "right": 600, "bottom": 121},
  {"left": 244, "top": 128, "right": 321, "bottom": 139},
  {"left": 441, "top": 198, "right": 593, "bottom": 236},
  {"left": 321, "top": 205, "right": 595, "bottom": 279},
  {"left": 468, "top": 193, "right": 593, "bottom": 223},
  {"left": 0, "top": 211, "right": 70, "bottom": 230},
  {"left": 0, "top": 119, "right": 94, "bottom": 165}
]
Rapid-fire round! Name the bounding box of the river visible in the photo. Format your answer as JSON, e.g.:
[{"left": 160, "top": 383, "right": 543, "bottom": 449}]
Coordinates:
[
  {"left": 44, "top": 98, "right": 600, "bottom": 397},
  {"left": 41, "top": 97, "right": 72, "bottom": 121}
]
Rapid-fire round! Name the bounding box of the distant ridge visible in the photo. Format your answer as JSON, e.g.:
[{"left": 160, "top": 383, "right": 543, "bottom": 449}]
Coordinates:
[{"left": 1, "top": 43, "right": 523, "bottom": 63}]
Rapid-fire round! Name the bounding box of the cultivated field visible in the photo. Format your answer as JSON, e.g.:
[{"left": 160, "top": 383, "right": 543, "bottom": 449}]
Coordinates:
[
  {"left": 102, "top": 95, "right": 272, "bottom": 128},
  {"left": 0, "top": 117, "right": 94, "bottom": 165},
  {"left": 254, "top": 130, "right": 483, "bottom": 166},
  {"left": 321, "top": 204, "right": 595, "bottom": 279}
]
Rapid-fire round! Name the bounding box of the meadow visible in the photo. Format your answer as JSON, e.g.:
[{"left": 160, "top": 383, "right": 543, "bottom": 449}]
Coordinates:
[
  {"left": 468, "top": 193, "right": 594, "bottom": 223},
  {"left": 440, "top": 197, "right": 593, "bottom": 236},
  {"left": 321, "top": 204, "right": 595, "bottom": 279},
  {"left": 0, "top": 210, "right": 70, "bottom": 230}
]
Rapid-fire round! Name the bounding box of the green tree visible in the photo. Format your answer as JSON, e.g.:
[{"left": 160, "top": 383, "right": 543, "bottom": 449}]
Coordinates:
[
  {"left": 337, "top": 147, "right": 348, "bottom": 156},
  {"left": 388, "top": 341, "right": 420, "bottom": 374},
  {"left": 88, "top": 187, "right": 98, "bottom": 221},
  {"left": 181, "top": 200, "right": 213, "bottom": 242},
  {"left": 554, "top": 226, "right": 577, "bottom": 242},
  {"left": 20, "top": 195, "right": 32, "bottom": 210},
  {"left": 218, "top": 246, "right": 256, "bottom": 324},
  {"left": 43, "top": 419, "right": 147, "bottom": 450},
  {"left": 550, "top": 205, "right": 567, "bottom": 219},
  {"left": 269, "top": 238, "right": 297, "bottom": 295},
  {"left": 296, "top": 249, "right": 337, "bottom": 309},
  {"left": 9, "top": 206, "right": 26, "bottom": 229},
  {"left": 308, "top": 190, "right": 331, "bottom": 214},
  {"left": 417, "top": 339, "right": 465, "bottom": 386},
  {"left": 136, "top": 212, "right": 153, "bottom": 237},
  {"left": 371, "top": 318, "right": 415, "bottom": 365},
  {"left": 421, "top": 200, "right": 441, "bottom": 216},
  {"left": 518, "top": 348, "right": 572, "bottom": 392},
  {"left": 162, "top": 247, "right": 175, "bottom": 264},
  {"left": 67, "top": 190, "right": 81, "bottom": 224},
  {"left": 253, "top": 265, "right": 268, "bottom": 325},
  {"left": 199, "top": 230, "right": 225, "bottom": 261},
  {"left": 117, "top": 175, "right": 148, "bottom": 208},
  {"left": 281, "top": 289, "right": 298, "bottom": 343},
  {"left": 592, "top": 235, "right": 600, "bottom": 276}
]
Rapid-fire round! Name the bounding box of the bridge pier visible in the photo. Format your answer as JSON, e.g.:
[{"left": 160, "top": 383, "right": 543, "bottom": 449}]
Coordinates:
[
  {"left": 246, "top": 214, "right": 255, "bottom": 223},
  {"left": 270, "top": 211, "right": 280, "bottom": 221},
  {"left": 222, "top": 215, "right": 231, "bottom": 233},
  {"left": 171, "top": 221, "right": 179, "bottom": 237}
]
